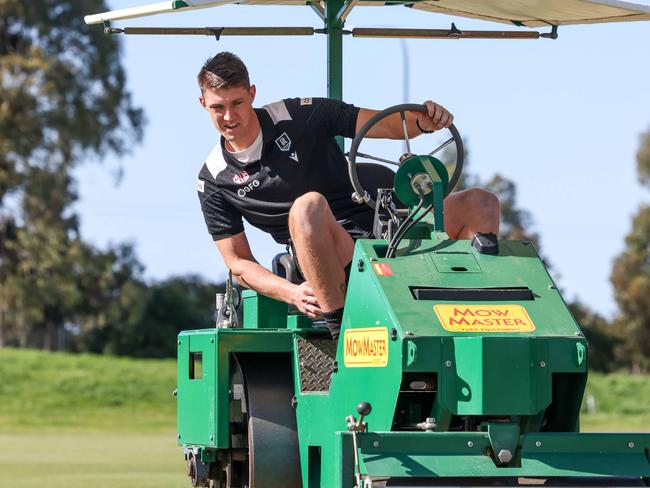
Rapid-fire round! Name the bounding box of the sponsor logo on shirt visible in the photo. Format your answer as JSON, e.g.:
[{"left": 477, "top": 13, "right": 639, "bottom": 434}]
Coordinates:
[
  {"left": 300, "top": 98, "right": 312, "bottom": 106},
  {"left": 275, "top": 132, "right": 291, "bottom": 152},
  {"left": 197, "top": 180, "right": 205, "bottom": 193},
  {"left": 289, "top": 151, "right": 299, "bottom": 163},
  {"left": 232, "top": 170, "right": 250, "bottom": 184},
  {"left": 237, "top": 179, "right": 260, "bottom": 198}
]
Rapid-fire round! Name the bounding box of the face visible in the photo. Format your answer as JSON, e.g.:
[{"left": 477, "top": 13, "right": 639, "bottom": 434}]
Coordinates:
[{"left": 199, "top": 84, "right": 257, "bottom": 148}]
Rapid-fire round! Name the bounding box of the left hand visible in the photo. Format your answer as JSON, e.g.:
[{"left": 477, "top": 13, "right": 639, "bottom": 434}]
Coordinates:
[{"left": 416, "top": 101, "right": 454, "bottom": 132}]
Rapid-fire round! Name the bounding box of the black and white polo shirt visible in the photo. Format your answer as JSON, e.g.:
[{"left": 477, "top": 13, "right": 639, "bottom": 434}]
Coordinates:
[{"left": 197, "top": 97, "right": 373, "bottom": 244}]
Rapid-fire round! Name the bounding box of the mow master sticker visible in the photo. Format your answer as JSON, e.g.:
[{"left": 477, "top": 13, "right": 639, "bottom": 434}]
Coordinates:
[
  {"left": 434, "top": 304, "right": 535, "bottom": 333},
  {"left": 343, "top": 327, "right": 389, "bottom": 367}
]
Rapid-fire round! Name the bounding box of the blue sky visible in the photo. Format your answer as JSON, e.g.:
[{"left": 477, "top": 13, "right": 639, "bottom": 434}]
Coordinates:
[{"left": 76, "top": 1, "right": 650, "bottom": 318}]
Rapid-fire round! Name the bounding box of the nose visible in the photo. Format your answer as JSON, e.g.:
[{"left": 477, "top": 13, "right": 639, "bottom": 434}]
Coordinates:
[{"left": 223, "top": 107, "right": 234, "bottom": 122}]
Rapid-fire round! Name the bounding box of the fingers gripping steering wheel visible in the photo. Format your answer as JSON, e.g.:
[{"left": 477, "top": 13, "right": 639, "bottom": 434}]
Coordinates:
[{"left": 348, "top": 103, "right": 464, "bottom": 209}]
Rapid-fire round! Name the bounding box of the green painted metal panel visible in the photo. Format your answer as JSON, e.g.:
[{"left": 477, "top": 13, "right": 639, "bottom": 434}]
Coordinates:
[
  {"left": 177, "top": 328, "right": 295, "bottom": 448},
  {"left": 438, "top": 336, "right": 552, "bottom": 415},
  {"left": 177, "top": 333, "right": 216, "bottom": 446},
  {"left": 242, "top": 289, "right": 288, "bottom": 328},
  {"left": 352, "top": 431, "right": 650, "bottom": 479},
  {"left": 430, "top": 251, "right": 482, "bottom": 273}
]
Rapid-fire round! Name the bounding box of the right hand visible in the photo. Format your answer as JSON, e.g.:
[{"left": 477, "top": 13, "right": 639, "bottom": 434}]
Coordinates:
[{"left": 291, "top": 281, "right": 322, "bottom": 318}]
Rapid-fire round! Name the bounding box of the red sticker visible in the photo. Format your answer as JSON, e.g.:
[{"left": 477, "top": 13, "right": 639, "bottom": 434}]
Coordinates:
[{"left": 372, "top": 263, "right": 393, "bottom": 276}]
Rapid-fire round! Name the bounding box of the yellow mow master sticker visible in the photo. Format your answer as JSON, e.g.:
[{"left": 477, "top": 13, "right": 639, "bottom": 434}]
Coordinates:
[
  {"left": 343, "top": 327, "right": 389, "bottom": 368},
  {"left": 434, "top": 304, "right": 535, "bottom": 333}
]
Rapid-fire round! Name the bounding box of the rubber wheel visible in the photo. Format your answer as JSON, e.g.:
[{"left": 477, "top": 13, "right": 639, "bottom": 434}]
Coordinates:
[{"left": 236, "top": 353, "right": 302, "bottom": 488}]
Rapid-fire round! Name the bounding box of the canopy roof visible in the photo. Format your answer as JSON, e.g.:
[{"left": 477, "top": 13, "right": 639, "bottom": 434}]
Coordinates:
[{"left": 85, "top": 0, "right": 650, "bottom": 26}]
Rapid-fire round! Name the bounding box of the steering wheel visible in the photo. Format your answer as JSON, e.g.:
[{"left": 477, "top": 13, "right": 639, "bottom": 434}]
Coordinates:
[{"left": 348, "top": 103, "right": 464, "bottom": 209}]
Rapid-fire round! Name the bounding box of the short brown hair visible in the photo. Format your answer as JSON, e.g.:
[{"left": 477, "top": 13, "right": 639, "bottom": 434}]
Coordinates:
[{"left": 197, "top": 52, "right": 250, "bottom": 93}]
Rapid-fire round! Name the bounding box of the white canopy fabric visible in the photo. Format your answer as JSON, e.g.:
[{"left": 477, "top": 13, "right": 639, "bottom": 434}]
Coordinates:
[
  {"left": 410, "top": 0, "right": 650, "bottom": 27},
  {"left": 85, "top": 0, "right": 650, "bottom": 26}
]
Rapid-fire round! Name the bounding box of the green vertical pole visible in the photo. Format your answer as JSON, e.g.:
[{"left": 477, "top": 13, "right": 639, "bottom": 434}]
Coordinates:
[
  {"left": 326, "top": 0, "right": 344, "bottom": 102},
  {"left": 325, "top": 0, "right": 345, "bottom": 149}
]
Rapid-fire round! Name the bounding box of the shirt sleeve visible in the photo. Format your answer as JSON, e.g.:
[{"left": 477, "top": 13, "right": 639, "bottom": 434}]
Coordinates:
[
  {"left": 298, "top": 97, "right": 360, "bottom": 139},
  {"left": 198, "top": 183, "right": 244, "bottom": 241}
]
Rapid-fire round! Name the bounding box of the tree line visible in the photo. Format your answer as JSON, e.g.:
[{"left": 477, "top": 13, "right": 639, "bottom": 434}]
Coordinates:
[{"left": 1, "top": 2, "right": 649, "bottom": 369}]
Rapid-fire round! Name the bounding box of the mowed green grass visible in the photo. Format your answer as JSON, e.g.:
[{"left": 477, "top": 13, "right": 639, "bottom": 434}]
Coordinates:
[
  {"left": 0, "top": 348, "right": 648, "bottom": 487},
  {"left": 0, "top": 348, "right": 185, "bottom": 487},
  {"left": 0, "top": 432, "right": 187, "bottom": 488}
]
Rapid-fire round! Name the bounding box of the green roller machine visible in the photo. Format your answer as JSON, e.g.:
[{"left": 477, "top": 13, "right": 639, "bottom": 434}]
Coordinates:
[
  {"left": 83, "top": 2, "right": 650, "bottom": 486},
  {"left": 174, "top": 105, "right": 650, "bottom": 487}
]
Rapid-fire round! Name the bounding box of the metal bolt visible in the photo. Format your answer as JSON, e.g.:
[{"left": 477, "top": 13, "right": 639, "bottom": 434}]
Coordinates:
[
  {"left": 369, "top": 257, "right": 377, "bottom": 262},
  {"left": 445, "top": 360, "right": 452, "bottom": 368},
  {"left": 357, "top": 259, "right": 365, "bottom": 272},
  {"left": 575, "top": 331, "right": 582, "bottom": 336},
  {"left": 372, "top": 441, "right": 380, "bottom": 448},
  {"left": 548, "top": 284, "right": 556, "bottom": 289},
  {"left": 467, "top": 441, "right": 474, "bottom": 448},
  {"left": 539, "top": 361, "right": 546, "bottom": 368},
  {"left": 210, "top": 435, "right": 214, "bottom": 441},
  {"left": 405, "top": 330, "right": 414, "bottom": 336},
  {"left": 628, "top": 442, "right": 635, "bottom": 448},
  {"left": 210, "top": 337, "right": 214, "bottom": 343},
  {"left": 497, "top": 449, "right": 513, "bottom": 464},
  {"left": 535, "top": 441, "right": 542, "bottom": 447},
  {"left": 178, "top": 340, "right": 182, "bottom": 345},
  {"left": 177, "top": 434, "right": 181, "bottom": 439}
]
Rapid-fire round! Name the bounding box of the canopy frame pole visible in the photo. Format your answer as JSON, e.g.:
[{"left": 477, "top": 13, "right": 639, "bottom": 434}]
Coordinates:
[{"left": 326, "top": 0, "right": 346, "bottom": 103}]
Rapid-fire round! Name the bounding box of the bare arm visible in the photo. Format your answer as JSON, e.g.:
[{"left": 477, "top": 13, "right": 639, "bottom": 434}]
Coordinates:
[
  {"left": 356, "top": 100, "right": 453, "bottom": 139},
  {"left": 215, "top": 231, "right": 322, "bottom": 317}
]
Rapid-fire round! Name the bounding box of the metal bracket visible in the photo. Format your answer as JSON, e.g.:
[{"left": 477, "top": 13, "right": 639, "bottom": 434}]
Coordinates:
[
  {"left": 208, "top": 27, "right": 224, "bottom": 41},
  {"left": 336, "top": 0, "right": 359, "bottom": 23},
  {"left": 351, "top": 191, "right": 371, "bottom": 204},
  {"left": 216, "top": 270, "right": 240, "bottom": 328},
  {"left": 541, "top": 25, "right": 559, "bottom": 39}
]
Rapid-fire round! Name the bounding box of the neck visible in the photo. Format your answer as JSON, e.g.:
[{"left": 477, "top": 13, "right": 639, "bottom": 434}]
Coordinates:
[{"left": 225, "top": 117, "right": 261, "bottom": 152}]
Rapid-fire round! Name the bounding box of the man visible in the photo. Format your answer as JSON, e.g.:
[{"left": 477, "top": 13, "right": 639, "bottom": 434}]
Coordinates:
[{"left": 197, "top": 52, "right": 499, "bottom": 339}]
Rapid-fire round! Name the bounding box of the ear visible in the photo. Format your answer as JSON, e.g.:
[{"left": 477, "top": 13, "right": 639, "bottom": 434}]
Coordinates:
[
  {"left": 199, "top": 95, "right": 207, "bottom": 110},
  {"left": 249, "top": 85, "right": 256, "bottom": 103}
]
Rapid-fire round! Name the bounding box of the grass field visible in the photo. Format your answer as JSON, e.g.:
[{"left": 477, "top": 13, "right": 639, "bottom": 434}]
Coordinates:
[{"left": 0, "top": 348, "right": 648, "bottom": 487}]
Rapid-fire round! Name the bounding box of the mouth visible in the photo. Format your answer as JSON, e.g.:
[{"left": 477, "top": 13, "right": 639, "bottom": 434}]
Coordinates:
[{"left": 223, "top": 122, "right": 240, "bottom": 133}]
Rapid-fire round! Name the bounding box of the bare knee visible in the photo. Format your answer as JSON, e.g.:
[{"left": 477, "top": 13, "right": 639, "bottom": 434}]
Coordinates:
[
  {"left": 446, "top": 188, "right": 500, "bottom": 238},
  {"left": 463, "top": 188, "right": 500, "bottom": 218},
  {"left": 289, "top": 192, "right": 330, "bottom": 236}
]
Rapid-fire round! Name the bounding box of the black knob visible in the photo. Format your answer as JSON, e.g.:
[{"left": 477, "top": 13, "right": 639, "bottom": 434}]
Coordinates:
[{"left": 357, "top": 401, "right": 372, "bottom": 416}]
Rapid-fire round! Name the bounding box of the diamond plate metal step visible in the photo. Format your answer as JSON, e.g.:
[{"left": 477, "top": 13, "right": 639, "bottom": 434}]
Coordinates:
[{"left": 297, "top": 338, "right": 337, "bottom": 392}]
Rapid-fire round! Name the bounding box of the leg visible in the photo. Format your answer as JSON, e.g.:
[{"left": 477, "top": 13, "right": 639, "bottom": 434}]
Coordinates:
[
  {"left": 288, "top": 192, "right": 354, "bottom": 313},
  {"left": 443, "top": 188, "right": 500, "bottom": 239}
]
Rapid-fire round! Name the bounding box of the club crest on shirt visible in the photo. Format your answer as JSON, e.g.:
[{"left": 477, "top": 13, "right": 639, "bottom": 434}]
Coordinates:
[
  {"left": 197, "top": 180, "right": 205, "bottom": 193},
  {"left": 300, "top": 98, "right": 312, "bottom": 106},
  {"left": 232, "top": 170, "right": 250, "bottom": 184},
  {"left": 275, "top": 132, "right": 291, "bottom": 152}
]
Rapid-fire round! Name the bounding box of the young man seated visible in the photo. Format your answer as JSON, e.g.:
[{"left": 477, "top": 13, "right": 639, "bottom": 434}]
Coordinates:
[{"left": 197, "top": 52, "right": 500, "bottom": 339}]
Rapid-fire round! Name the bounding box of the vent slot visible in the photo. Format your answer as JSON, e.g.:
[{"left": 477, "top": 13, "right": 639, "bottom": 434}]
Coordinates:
[{"left": 411, "top": 286, "right": 534, "bottom": 301}]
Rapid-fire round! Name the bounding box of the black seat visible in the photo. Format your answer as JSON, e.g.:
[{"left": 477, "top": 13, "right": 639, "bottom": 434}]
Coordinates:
[
  {"left": 272, "top": 163, "right": 396, "bottom": 283},
  {"left": 356, "top": 162, "right": 396, "bottom": 201}
]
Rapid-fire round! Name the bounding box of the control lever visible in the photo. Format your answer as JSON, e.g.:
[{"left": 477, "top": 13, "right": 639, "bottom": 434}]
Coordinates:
[{"left": 346, "top": 402, "right": 373, "bottom": 488}]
